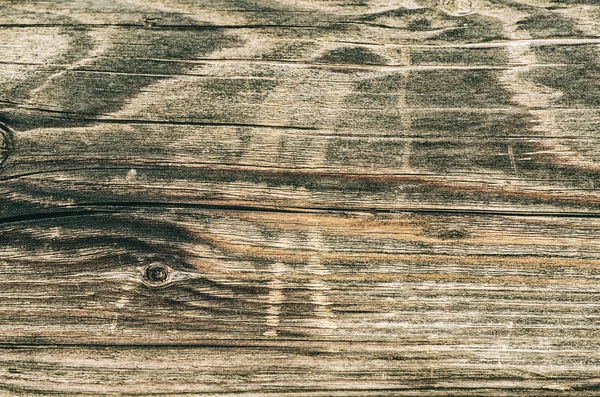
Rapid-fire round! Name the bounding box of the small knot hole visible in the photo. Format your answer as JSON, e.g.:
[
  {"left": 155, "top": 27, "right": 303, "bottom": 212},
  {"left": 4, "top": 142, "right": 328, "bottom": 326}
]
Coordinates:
[{"left": 145, "top": 263, "right": 169, "bottom": 283}]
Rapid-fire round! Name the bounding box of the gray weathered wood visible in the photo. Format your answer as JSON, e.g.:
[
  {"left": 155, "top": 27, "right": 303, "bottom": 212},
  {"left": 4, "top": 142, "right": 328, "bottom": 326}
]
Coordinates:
[{"left": 2, "top": 0, "right": 600, "bottom": 395}]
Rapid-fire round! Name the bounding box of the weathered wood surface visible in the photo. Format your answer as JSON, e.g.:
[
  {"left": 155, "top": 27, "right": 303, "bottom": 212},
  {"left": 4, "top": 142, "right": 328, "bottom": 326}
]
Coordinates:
[{"left": 2, "top": 0, "right": 600, "bottom": 395}]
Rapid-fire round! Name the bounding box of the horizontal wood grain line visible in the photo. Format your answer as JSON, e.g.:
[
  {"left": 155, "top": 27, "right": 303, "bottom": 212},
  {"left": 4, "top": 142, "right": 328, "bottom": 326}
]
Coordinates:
[
  {"left": 0, "top": 59, "right": 570, "bottom": 71},
  {"left": 3, "top": 164, "right": 595, "bottom": 183},
  {"left": 0, "top": 61, "right": 589, "bottom": 71},
  {"left": 0, "top": 210, "right": 111, "bottom": 225},
  {"left": 7, "top": 202, "right": 600, "bottom": 227},
  {"left": 113, "top": 58, "right": 572, "bottom": 70},
  {"left": 60, "top": 63, "right": 580, "bottom": 74},
  {"left": 0, "top": 103, "right": 323, "bottom": 130},
  {"left": 0, "top": 21, "right": 478, "bottom": 32},
  {"left": 0, "top": 23, "right": 335, "bottom": 29},
  {"left": 12, "top": 338, "right": 579, "bottom": 348},
  {"left": 1, "top": 22, "right": 599, "bottom": 45},
  {"left": 58, "top": 202, "right": 600, "bottom": 218},
  {"left": 11, "top": 101, "right": 600, "bottom": 119}
]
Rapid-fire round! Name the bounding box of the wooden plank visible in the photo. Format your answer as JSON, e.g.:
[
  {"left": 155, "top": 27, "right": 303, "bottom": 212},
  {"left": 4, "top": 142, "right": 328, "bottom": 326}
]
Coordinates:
[
  {"left": 0, "top": 207, "right": 600, "bottom": 395},
  {"left": 0, "top": 1, "right": 600, "bottom": 217},
  {"left": 2, "top": 0, "right": 600, "bottom": 395},
  {"left": 2, "top": 209, "right": 600, "bottom": 340},
  {"left": 6, "top": 120, "right": 600, "bottom": 216},
  {"left": 2, "top": 345, "right": 599, "bottom": 396},
  {"left": 4, "top": 208, "right": 600, "bottom": 393}
]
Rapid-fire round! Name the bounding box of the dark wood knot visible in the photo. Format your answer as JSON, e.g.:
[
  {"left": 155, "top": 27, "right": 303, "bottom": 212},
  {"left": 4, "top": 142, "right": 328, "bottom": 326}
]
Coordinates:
[
  {"left": 145, "top": 263, "right": 169, "bottom": 284},
  {"left": 0, "top": 123, "right": 13, "bottom": 168},
  {"left": 435, "top": 228, "right": 469, "bottom": 240}
]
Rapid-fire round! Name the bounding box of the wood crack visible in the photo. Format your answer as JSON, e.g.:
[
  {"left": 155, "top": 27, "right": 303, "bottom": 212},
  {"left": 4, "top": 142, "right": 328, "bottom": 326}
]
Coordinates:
[{"left": 4, "top": 202, "right": 600, "bottom": 228}]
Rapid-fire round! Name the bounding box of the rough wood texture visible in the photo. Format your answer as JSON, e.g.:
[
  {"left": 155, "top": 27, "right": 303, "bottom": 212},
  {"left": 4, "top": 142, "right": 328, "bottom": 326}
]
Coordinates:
[{"left": 2, "top": 0, "right": 600, "bottom": 395}]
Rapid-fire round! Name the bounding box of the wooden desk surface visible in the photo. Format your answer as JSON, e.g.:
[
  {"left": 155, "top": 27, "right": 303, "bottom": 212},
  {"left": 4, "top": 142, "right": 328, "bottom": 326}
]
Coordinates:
[{"left": 2, "top": 0, "right": 600, "bottom": 395}]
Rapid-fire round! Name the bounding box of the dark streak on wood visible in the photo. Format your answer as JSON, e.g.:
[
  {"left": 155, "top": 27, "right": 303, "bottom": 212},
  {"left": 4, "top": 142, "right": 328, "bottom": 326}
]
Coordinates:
[{"left": 0, "top": 122, "right": 14, "bottom": 168}]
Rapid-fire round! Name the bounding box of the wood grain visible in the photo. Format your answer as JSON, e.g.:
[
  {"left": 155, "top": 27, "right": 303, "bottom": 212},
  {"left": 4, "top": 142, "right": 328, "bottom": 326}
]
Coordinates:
[{"left": 2, "top": 0, "right": 600, "bottom": 395}]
